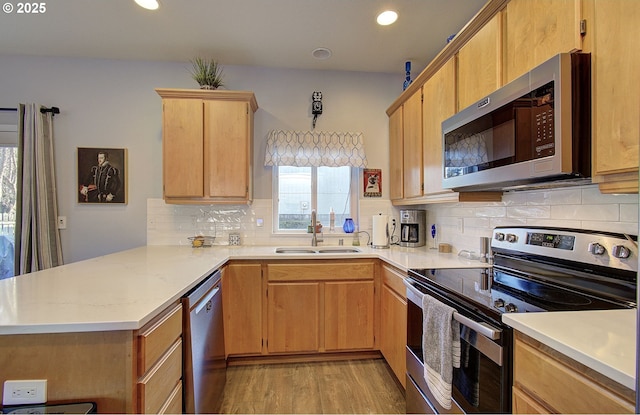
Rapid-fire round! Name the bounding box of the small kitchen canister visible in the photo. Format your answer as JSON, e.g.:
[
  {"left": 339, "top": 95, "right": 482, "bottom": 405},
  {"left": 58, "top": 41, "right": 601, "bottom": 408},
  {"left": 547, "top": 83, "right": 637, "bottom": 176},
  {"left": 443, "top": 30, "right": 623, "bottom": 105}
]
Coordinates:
[{"left": 228, "top": 233, "right": 241, "bottom": 246}]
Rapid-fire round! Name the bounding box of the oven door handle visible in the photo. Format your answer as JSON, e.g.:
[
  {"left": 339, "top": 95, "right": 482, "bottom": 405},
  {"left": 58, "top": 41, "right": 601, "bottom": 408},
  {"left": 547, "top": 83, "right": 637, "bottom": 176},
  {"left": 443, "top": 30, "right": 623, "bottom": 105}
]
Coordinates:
[{"left": 404, "top": 279, "right": 502, "bottom": 341}]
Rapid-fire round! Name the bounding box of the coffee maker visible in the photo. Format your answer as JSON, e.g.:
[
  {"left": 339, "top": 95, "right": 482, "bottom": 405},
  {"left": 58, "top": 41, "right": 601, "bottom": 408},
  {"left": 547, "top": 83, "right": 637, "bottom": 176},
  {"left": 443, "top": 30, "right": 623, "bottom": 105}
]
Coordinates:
[{"left": 399, "top": 209, "right": 426, "bottom": 247}]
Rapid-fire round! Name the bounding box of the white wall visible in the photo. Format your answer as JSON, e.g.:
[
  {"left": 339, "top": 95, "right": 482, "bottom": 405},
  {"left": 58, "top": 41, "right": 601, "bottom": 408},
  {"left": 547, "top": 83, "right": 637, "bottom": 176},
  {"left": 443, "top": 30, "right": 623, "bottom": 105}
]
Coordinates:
[{"left": 0, "top": 55, "right": 400, "bottom": 262}]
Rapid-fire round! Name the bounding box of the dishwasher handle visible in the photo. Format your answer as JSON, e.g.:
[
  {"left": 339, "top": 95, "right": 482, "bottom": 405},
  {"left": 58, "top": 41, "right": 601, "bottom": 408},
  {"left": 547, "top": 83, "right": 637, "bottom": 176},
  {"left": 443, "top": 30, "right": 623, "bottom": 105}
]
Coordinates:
[
  {"left": 195, "top": 285, "right": 220, "bottom": 314},
  {"left": 186, "top": 270, "right": 222, "bottom": 308}
]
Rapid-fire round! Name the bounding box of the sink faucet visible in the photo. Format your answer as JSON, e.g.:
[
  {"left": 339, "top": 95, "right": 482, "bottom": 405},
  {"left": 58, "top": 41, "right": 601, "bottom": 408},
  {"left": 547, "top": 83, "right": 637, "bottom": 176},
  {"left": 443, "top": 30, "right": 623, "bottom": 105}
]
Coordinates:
[{"left": 311, "top": 209, "right": 322, "bottom": 246}]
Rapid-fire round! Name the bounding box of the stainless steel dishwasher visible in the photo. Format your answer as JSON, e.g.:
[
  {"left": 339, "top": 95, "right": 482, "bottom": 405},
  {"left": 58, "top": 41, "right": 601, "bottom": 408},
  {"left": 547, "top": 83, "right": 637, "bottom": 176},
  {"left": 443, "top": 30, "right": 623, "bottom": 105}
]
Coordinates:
[{"left": 182, "top": 270, "right": 226, "bottom": 414}]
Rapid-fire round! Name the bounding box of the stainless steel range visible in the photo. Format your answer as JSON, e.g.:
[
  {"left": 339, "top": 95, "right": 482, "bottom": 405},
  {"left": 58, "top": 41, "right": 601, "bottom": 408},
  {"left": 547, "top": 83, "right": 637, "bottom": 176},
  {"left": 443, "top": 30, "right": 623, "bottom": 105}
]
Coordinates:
[{"left": 405, "top": 226, "right": 638, "bottom": 414}]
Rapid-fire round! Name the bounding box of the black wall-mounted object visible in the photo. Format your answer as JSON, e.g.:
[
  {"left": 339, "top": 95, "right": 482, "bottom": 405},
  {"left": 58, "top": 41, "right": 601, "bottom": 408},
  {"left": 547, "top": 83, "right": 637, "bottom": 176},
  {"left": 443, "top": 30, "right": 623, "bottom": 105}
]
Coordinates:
[{"left": 311, "top": 91, "right": 322, "bottom": 129}]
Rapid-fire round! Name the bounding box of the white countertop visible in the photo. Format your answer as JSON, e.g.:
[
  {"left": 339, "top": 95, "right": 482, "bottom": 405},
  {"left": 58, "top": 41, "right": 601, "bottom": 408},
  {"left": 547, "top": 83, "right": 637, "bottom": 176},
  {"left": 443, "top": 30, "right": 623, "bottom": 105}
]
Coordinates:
[
  {"left": 502, "top": 309, "right": 637, "bottom": 390},
  {"left": 1, "top": 244, "right": 635, "bottom": 391},
  {"left": 0, "top": 244, "right": 483, "bottom": 335}
]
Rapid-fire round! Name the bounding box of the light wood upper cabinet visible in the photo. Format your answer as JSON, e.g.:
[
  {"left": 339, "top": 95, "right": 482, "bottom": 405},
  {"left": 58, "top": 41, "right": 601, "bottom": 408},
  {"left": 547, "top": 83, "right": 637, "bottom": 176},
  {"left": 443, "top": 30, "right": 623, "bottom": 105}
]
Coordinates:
[
  {"left": 586, "top": 0, "right": 640, "bottom": 193},
  {"left": 160, "top": 98, "right": 204, "bottom": 198},
  {"left": 457, "top": 13, "right": 502, "bottom": 110},
  {"left": 423, "top": 58, "right": 457, "bottom": 197},
  {"left": 205, "top": 100, "right": 253, "bottom": 200},
  {"left": 156, "top": 89, "right": 258, "bottom": 204},
  {"left": 222, "top": 262, "right": 263, "bottom": 356},
  {"left": 403, "top": 88, "right": 424, "bottom": 199},
  {"left": 388, "top": 107, "right": 404, "bottom": 201},
  {"left": 503, "top": 0, "right": 583, "bottom": 83}
]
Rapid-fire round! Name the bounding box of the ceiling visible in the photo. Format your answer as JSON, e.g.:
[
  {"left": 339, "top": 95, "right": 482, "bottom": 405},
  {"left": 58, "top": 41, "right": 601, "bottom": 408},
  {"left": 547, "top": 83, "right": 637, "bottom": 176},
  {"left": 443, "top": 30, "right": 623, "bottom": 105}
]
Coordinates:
[{"left": 0, "top": 0, "right": 487, "bottom": 74}]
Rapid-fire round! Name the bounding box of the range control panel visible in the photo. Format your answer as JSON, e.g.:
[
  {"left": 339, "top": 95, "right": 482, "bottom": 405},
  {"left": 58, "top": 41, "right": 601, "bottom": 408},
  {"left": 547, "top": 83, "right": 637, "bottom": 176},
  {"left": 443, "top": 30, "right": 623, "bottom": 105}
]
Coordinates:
[
  {"left": 491, "top": 226, "right": 638, "bottom": 273},
  {"left": 526, "top": 232, "right": 575, "bottom": 250}
]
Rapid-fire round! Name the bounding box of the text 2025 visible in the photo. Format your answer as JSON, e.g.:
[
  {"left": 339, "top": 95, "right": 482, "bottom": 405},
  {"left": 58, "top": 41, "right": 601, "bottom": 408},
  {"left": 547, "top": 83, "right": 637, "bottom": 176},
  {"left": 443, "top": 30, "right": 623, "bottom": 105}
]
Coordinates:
[{"left": 17, "top": 2, "right": 46, "bottom": 13}]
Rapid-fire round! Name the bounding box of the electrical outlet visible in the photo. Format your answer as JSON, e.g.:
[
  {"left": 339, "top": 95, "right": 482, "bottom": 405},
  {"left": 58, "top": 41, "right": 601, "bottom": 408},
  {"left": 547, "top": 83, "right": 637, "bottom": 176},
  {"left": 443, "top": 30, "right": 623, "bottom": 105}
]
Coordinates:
[
  {"left": 3, "top": 380, "right": 47, "bottom": 405},
  {"left": 457, "top": 218, "right": 464, "bottom": 233}
]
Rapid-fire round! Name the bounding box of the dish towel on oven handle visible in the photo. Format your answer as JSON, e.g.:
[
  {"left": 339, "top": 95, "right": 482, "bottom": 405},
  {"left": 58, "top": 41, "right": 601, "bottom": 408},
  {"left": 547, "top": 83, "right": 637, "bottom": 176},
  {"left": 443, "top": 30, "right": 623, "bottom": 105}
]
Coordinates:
[{"left": 422, "top": 293, "right": 461, "bottom": 410}]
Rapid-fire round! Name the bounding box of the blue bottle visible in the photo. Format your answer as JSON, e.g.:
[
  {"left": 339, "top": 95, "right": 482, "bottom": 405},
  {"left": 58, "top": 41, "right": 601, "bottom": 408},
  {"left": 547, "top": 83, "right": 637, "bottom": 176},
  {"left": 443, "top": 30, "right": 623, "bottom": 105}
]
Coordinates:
[{"left": 403, "top": 61, "right": 413, "bottom": 91}]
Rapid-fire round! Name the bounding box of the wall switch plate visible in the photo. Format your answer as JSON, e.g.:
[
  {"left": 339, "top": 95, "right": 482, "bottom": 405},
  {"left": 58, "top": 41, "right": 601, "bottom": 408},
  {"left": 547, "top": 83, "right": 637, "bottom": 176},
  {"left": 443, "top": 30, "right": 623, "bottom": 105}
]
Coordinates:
[
  {"left": 57, "top": 216, "right": 67, "bottom": 229},
  {"left": 3, "top": 379, "right": 47, "bottom": 405}
]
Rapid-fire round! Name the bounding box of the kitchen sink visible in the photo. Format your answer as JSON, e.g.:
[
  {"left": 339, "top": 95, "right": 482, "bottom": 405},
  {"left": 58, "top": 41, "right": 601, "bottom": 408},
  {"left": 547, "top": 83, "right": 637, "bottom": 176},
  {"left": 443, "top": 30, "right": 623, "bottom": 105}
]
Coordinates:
[
  {"left": 274, "top": 247, "right": 361, "bottom": 254},
  {"left": 274, "top": 247, "right": 317, "bottom": 254},
  {"left": 316, "top": 248, "right": 361, "bottom": 253}
]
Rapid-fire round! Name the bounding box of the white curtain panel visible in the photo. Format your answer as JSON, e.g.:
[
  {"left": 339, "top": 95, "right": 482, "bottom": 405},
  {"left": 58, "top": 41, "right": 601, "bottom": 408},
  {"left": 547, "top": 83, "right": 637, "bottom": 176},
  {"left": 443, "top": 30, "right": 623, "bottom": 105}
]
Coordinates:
[
  {"left": 15, "top": 103, "right": 63, "bottom": 274},
  {"left": 264, "top": 129, "right": 368, "bottom": 167}
]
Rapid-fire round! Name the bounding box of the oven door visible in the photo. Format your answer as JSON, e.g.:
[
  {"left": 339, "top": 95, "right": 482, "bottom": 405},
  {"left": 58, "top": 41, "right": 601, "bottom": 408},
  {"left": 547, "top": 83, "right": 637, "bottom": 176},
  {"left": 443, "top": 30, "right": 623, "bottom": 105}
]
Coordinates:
[{"left": 405, "top": 279, "right": 511, "bottom": 414}]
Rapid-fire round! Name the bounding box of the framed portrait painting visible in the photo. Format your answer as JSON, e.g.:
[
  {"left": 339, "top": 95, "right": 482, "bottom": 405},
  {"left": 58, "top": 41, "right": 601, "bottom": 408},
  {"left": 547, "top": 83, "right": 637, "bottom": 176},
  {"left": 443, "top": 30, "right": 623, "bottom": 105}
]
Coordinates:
[{"left": 77, "top": 147, "right": 127, "bottom": 204}]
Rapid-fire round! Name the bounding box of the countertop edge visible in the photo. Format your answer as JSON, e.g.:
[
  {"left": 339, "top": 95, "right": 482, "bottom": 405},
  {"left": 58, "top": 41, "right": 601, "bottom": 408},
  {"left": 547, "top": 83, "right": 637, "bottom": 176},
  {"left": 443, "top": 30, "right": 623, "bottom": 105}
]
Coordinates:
[{"left": 503, "top": 310, "right": 636, "bottom": 391}]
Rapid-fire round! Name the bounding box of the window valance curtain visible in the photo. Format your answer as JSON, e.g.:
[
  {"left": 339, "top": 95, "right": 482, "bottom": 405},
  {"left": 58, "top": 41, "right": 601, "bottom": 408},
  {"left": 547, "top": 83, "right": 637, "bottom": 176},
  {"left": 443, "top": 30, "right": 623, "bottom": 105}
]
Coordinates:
[{"left": 264, "top": 130, "right": 368, "bottom": 168}]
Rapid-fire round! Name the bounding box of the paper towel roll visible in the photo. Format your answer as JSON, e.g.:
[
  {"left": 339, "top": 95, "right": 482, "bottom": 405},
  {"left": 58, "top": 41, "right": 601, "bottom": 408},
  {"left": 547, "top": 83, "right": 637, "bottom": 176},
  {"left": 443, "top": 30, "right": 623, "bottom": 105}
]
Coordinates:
[{"left": 372, "top": 214, "right": 389, "bottom": 248}]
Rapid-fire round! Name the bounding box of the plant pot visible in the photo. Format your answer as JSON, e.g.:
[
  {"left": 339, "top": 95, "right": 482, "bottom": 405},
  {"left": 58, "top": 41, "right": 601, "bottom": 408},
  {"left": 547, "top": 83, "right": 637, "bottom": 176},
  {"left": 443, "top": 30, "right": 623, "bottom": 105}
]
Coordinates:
[{"left": 200, "top": 85, "right": 218, "bottom": 90}]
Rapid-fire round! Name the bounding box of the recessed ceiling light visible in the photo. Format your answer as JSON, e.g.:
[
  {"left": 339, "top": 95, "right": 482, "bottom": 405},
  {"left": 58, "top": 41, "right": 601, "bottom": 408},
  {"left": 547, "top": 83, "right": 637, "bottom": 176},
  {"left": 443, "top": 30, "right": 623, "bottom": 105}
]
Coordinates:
[
  {"left": 312, "top": 47, "right": 332, "bottom": 60},
  {"left": 134, "top": 0, "right": 159, "bottom": 10},
  {"left": 377, "top": 10, "right": 398, "bottom": 26}
]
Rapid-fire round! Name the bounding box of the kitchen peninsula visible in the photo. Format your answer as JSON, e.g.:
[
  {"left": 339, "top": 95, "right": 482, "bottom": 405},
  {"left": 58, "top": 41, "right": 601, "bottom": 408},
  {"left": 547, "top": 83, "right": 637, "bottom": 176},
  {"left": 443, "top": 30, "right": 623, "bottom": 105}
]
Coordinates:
[
  {"left": 0, "top": 245, "right": 481, "bottom": 413},
  {"left": 0, "top": 245, "right": 635, "bottom": 413}
]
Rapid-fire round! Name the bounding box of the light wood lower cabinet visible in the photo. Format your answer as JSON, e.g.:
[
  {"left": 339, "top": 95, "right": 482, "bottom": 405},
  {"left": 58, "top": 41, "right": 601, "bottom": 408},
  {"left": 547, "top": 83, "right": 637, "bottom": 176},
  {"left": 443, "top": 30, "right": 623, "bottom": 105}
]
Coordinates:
[
  {"left": 0, "top": 302, "right": 183, "bottom": 414},
  {"left": 222, "top": 262, "right": 263, "bottom": 356},
  {"left": 135, "top": 302, "right": 183, "bottom": 414},
  {"left": 379, "top": 264, "right": 407, "bottom": 388},
  {"left": 324, "top": 280, "right": 375, "bottom": 351},
  {"left": 512, "top": 331, "right": 634, "bottom": 414},
  {"left": 265, "top": 260, "right": 377, "bottom": 355},
  {"left": 267, "top": 281, "right": 320, "bottom": 353}
]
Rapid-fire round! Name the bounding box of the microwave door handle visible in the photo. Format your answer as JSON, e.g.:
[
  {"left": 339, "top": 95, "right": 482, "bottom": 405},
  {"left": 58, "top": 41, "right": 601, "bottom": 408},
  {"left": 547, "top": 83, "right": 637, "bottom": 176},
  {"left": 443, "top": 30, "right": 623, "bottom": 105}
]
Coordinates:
[{"left": 404, "top": 279, "right": 502, "bottom": 341}]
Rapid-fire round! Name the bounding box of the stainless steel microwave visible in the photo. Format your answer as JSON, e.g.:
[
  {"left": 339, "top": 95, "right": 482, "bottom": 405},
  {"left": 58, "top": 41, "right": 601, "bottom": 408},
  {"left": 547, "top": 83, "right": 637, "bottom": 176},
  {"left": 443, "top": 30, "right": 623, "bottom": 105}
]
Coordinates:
[{"left": 442, "top": 53, "right": 591, "bottom": 192}]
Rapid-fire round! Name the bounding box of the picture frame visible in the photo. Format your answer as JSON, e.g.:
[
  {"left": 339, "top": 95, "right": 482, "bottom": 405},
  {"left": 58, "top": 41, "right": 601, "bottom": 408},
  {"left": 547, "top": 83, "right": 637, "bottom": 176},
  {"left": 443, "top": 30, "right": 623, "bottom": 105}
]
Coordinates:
[
  {"left": 363, "top": 168, "right": 382, "bottom": 197},
  {"left": 77, "top": 147, "right": 127, "bottom": 204}
]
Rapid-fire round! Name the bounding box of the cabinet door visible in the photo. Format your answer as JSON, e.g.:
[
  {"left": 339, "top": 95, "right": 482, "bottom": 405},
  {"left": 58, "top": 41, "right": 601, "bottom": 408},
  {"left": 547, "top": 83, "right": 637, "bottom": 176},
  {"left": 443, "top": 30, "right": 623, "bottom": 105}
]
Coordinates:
[
  {"left": 205, "top": 100, "right": 251, "bottom": 199},
  {"left": 504, "top": 0, "right": 582, "bottom": 83},
  {"left": 380, "top": 284, "right": 407, "bottom": 388},
  {"left": 267, "top": 282, "right": 320, "bottom": 353},
  {"left": 222, "top": 263, "right": 262, "bottom": 355},
  {"left": 389, "top": 107, "right": 404, "bottom": 201},
  {"left": 591, "top": 0, "right": 639, "bottom": 190},
  {"left": 423, "top": 58, "right": 457, "bottom": 197},
  {"left": 512, "top": 386, "right": 550, "bottom": 414},
  {"left": 514, "top": 333, "right": 634, "bottom": 414},
  {"left": 403, "top": 88, "right": 423, "bottom": 199},
  {"left": 457, "top": 14, "right": 502, "bottom": 110},
  {"left": 162, "top": 98, "right": 204, "bottom": 198},
  {"left": 324, "top": 280, "right": 375, "bottom": 351}
]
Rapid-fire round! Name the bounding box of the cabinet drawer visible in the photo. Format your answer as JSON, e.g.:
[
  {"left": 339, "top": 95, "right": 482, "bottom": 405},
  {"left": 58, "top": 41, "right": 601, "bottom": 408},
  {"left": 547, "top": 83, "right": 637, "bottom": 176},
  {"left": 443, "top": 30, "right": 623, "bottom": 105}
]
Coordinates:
[
  {"left": 138, "top": 303, "right": 182, "bottom": 374},
  {"left": 381, "top": 264, "right": 406, "bottom": 298},
  {"left": 267, "top": 261, "right": 374, "bottom": 281},
  {"left": 138, "top": 339, "right": 183, "bottom": 414},
  {"left": 514, "top": 336, "right": 634, "bottom": 414},
  {"left": 158, "top": 382, "right": 183, "bottom": 415}
]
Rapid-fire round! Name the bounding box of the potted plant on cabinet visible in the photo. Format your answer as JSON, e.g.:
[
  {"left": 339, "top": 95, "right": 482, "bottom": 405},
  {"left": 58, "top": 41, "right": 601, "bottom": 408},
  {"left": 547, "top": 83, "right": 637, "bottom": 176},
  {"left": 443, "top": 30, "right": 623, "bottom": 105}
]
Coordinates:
[{"left": 190, "top": 57, "right": 224, "bottom": 90}]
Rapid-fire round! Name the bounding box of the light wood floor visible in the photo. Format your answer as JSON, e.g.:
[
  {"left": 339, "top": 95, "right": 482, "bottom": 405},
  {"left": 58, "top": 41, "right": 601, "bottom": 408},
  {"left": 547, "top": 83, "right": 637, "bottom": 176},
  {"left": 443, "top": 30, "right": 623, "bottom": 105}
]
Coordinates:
[{"left": 219, "top": 358, "right": 406, "bottom": 414}]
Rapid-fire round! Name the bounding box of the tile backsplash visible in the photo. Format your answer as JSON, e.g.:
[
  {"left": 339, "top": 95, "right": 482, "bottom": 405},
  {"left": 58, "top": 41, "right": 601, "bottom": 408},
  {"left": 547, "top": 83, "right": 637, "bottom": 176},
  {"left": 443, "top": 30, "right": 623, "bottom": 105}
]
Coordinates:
[{"left": 147, "top": 184, "right": 638, "bottom": 253}]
